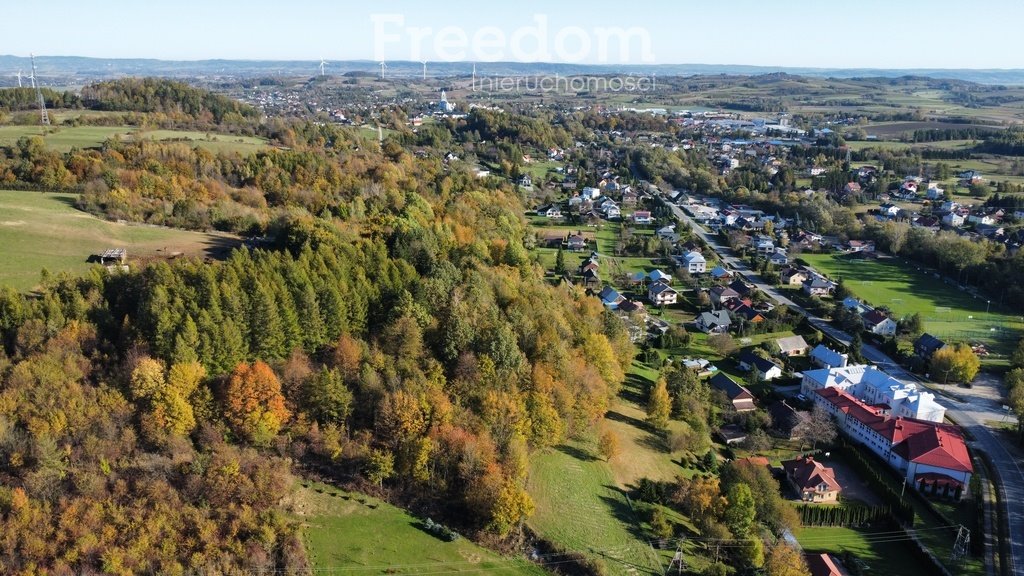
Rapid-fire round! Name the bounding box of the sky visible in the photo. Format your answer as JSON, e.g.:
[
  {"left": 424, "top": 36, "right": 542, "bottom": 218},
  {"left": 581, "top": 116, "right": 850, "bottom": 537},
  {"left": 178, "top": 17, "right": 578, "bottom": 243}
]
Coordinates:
[{"left": 3, "top": 0, "right": 1023, "bottom": 69}]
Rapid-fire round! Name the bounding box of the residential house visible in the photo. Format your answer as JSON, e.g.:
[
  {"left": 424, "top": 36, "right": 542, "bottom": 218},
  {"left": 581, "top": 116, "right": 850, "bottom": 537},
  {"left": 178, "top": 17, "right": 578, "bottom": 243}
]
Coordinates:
[
  {"left": 803, "top": 277, "right": 836, "bottom": 297},
  {"left": 879, "top": 203, "right": 901, "bottom": 218},
  {"left": 710, "top": 266, "right": 734, "bottom": 281},
  {"left": 768, "top": 251, "right": 789, "bottom": 266},
  {"left": 696, "top": 310, "right": 732, "bottom": 334},
  {"left": 725, "top": 300, "right": 766, "bottom": 323},
  {"left": 780, "top": 266, "right": 808, "bottom": 286},
  {"left": 604, "top": 204, "right": 622, "bottom": 220},
  {"left": 846, "top": 240, "right": 875, "bottom": 253},
  {"left": 681, "top": 251, "right": 707, "bottom": 274},
  {"left": 633, "top": 210, "right": 654, "bottom": 225},
  {"left": 717, "top": 424, "right": 748, "bottom": 445},
  {"left": 810, "top": 344, "right": 849, "bottom": 369},
  {"left": 728, "top": 279, "right": 755, "bottom": 299},
  {"left": 598, "top": 286, "right": 625, "bottom": 309},
  {"left": 751, "top": 235, "right": 775, "bottom": 254},
  {"left": 710, "top": 373, "right": 756, "bottom": 412},
  {"left": 656, "top": 225, "right": 677, "bottom": 241},
  {"left": 862, "top": 309, "right": 897, "bottom": 336},
  {"left": 843, "top": 182, "right": 862, "bottom": 196},
  {"left": 738, "top": 350, "right": 783, "bottom": 381},
  {"left": 709, "top": 285, "right": 740, "bottom": 305},
  {"left": 768, "top": 400, "right": 808, "bottom": 439},
  {"left": 681, "top": 358, "right": 718, "bottom": 377},
  {"left": 517, "top": 174, "right": 533, "bottom": 188},
  {"left": 782, "top": 457, "right": 841, "bottom": 503},
  {"left": 618, "top": 299, "right": 646, "bottom": 316},
  {"left": 566, "top": 234, "right": 588, "bottom": 251},
  {"left": 968, "top": 213, "right": 996, "bottom": 226},
  {"left": 775, "top": 335, "right": 810, "bottom": 357},
  {"left": 537, "top": 204, "right": 562, "bottom": 219},
  {"left": 914, "top": 333, "right": 947, "bottom": 359},
  {"left": 976, "top": 223, "right": 1005, "bottom": 238},
  {"left": 925, "top": 183, "right": 945, "bottom": 200},
  {"left": 812, "top": 386, "right": 971, "bottom": 499},
  {"left": 942, "top": 212, "right": 966, "bottom": 227},
  {"left": 580, "top": 268, "right": 600, "bottom": 288},
  {"left": 648, "top": 269, "right": 673, "bottom": 284},
  {"left": 842, "top": 297, "right": 871, "bottom": 314},
  {"left": 647, "top": 281, "right": 679, "bottom": 306}
]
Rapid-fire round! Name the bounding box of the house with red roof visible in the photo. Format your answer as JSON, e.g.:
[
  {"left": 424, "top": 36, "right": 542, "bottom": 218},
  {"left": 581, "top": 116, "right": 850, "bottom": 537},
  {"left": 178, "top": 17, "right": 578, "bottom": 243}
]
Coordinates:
[
  {"left": 782, "top": 457, "right": 841, "bottom": 502},
  {"left": 812, "top": 387, "right": 972, "bottom": 499}
]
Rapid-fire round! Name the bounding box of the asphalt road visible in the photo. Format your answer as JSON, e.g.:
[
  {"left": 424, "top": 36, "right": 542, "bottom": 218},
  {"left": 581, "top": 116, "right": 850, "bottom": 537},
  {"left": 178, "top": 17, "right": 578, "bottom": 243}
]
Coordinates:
[{"left": 669, "top": 198, "right": 1023, "bottom": 573}]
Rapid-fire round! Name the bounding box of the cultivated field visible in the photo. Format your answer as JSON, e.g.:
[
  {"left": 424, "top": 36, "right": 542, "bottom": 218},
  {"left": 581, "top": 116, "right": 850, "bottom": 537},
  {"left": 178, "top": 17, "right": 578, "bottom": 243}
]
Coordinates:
[
  {"left": 0, "top": 190, "right": 240, "bottom": 291},
  {"left": 289, "top": 482, "right": 542, "bottom": 575},
  {"left": 798, "top": 253, "right": 1023, "bottom": 354}
]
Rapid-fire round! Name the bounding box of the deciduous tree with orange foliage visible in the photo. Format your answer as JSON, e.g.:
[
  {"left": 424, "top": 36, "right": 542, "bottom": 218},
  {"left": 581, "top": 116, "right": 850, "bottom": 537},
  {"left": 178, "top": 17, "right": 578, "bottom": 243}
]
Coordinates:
[{"left": 225, "top": 361, "right": 290, "bottom": 445}]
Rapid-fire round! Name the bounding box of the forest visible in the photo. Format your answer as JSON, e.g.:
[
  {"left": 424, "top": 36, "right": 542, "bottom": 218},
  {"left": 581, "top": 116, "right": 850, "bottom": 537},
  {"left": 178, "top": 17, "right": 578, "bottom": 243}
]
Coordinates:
[{"left": 0, "top": 81, "right": 635, "bottom": 574}]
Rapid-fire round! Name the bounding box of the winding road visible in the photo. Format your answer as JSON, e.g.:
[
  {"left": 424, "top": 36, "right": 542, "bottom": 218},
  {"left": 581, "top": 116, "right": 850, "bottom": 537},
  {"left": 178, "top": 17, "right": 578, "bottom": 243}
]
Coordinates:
[{"left": 667, "top": 197, "right": 1023, "bottom": 574}]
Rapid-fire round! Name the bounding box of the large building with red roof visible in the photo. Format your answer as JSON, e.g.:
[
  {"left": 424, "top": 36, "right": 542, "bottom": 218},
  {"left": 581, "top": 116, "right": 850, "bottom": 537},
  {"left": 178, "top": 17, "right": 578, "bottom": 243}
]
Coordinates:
[{"left": 813, "top": 386, "right": 972, "bottom": 499}]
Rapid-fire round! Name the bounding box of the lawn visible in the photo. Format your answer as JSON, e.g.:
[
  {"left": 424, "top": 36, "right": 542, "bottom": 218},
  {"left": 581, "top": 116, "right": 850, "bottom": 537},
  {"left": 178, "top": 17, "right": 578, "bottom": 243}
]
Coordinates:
[
  {"left": 0, "top": 124, "right": 271, "bottom": 154},
  {"left": 796, "top": 526, "right": 921, "bottom": 576},
  {"left": 289, "top": 482, "right": 542, "bottom": 575},
  {"left": 798, "top": 253, "right": 1023, "bottom": 354},
  {"left": 527, "top": 439, "right": 663, "bottom": 575},
  {"left": 0, "top": 190, "right": 240, "bottom": 291}
]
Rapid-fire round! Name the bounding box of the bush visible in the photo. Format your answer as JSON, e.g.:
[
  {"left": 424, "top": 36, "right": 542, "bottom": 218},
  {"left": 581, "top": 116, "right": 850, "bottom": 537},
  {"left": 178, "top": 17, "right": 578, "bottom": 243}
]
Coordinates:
[{"left": 423, "top": 518, "right": 461, "bottom": 542}]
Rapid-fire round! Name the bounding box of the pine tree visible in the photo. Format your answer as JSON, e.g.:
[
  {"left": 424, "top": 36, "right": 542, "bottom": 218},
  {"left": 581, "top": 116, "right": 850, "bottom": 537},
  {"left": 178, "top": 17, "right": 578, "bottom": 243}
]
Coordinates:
[{"left": 554, "top": 247, "right": 566, "bottom": 276}]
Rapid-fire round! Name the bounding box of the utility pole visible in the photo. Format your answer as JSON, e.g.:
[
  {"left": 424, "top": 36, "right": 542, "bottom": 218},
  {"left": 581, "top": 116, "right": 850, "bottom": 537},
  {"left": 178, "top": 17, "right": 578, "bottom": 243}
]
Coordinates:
[
  {"left": 29, "top": 54, "right": 49, "bottom": 126},
  {"left": 666, "top": 538, "right": 685, "bottom": 575},
  {"left": 950, "top": 525, "right": 970, "bottom": 564}
]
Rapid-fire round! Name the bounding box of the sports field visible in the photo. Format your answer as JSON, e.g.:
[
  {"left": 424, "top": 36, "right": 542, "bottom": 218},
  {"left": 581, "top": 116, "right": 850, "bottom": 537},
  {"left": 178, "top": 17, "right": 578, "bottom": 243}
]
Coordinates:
[
  {"left": 0, "top": 190, "right": 239, "bottom": 291},
  {"left": 799, "top": 253, "right": 1023, "bottom": 354}
]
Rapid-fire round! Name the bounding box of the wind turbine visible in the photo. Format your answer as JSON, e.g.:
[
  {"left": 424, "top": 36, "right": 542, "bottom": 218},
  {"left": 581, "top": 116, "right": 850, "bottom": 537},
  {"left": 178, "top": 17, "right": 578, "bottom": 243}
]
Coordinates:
[
  {"left": 15, "top": 70, "right": 22, "bottom": 88},
  {"left": 319, "top": 57, "right": 327, "bottom": 76},
  {"left": 472, "top": 62, "right": 476, "bottom": 85},
  {"left": 379, "top": 61, "right": 387, "bottom": 79},
  {"left": 421, "top": 61, "right": 427, "bottom": 80}
]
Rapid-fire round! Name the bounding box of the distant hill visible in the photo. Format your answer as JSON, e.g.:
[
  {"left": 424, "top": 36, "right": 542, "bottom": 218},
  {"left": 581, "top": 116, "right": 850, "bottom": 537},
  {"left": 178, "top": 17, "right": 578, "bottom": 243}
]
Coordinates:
[{"left": 3, "top": 55, "right": 1024, "bottom": 86}]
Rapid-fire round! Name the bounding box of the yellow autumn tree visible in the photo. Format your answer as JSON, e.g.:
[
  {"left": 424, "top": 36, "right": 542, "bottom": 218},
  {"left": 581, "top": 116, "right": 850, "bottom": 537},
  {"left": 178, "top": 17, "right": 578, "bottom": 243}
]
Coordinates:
[
  {"left": 488, "top": 480, "right": 535, "bottom": 537},
  {"left": 225, "top": 361, "right": 290, "bottom": 445}
]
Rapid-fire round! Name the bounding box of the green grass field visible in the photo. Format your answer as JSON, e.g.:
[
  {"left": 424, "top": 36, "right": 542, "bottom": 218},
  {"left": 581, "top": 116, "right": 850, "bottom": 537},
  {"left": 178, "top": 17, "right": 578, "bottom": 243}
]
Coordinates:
[
  {"left": 0, "top": 190, "right": 239, "bottom": 291},
  {"left": 527, "top": 439, "right": 663, "bottom": 575},
  {"left": 0, "top": 124, "right": 270, "bottom": 154},
  {"left": 796, "top": 527, "right": 921, "bottom": 576},
  {"left": 290, "top": 482, "right": 542, "bottom": 575},
  {"left": 798, "top": 253, "right": 1023, "bottom": 354},
  {"left": 0, "top": 125, "right": 133, "bottom": 152},
  {"left": 133, "top": 129, "right": 270, "bottom": 154}
]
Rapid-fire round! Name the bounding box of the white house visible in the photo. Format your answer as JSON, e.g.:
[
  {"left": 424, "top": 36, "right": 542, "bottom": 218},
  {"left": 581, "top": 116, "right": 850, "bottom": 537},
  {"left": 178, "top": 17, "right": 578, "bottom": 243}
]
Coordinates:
[
  {"left": 810, "top": 344, "right": 848, "bottom": 369},
  {"left": 942, "top": 212, "right": 966, "bottom": 227},
  {"left": 538, "top": 205, "right": 562, "bottom": 219},
  {"left": 648, "top": 281, "right": 678, "bottom": 306},
  {"left": 633, "top": 211, "right": 654, "bottom": 225},
  {"left": 738, "top": 350, "right": 784, "bottom": 381},
  {"left": 696, "top": 310, "right": 731, "bottom": 334},
  {"left": 681, "top": 251, "right": 707, "bottom": 274},
  {"left": 862, "top": 310, "right": 897, "bottom": 336}
]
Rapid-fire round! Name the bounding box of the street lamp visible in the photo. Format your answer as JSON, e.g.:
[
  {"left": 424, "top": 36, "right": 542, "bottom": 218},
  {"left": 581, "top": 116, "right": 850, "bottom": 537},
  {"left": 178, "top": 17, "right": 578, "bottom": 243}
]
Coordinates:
[{"left": 986, "top": 300, "right": 991, "bottom": 314}]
